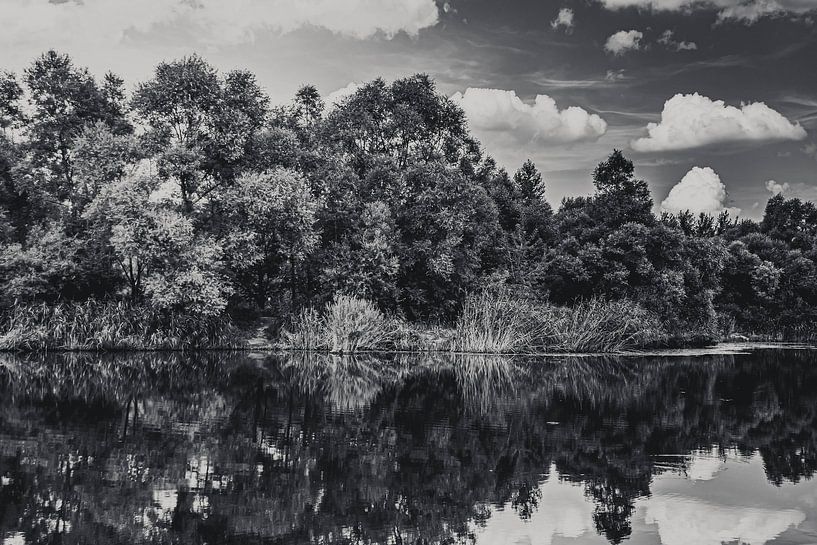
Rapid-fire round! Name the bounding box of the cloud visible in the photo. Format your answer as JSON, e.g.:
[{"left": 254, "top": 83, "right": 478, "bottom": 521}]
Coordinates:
[
  {"left": 325, "top": 82, "right": 362, "bottom": 110},
  {"left": 766, "top": 179, "right": 791, "bottom": 195},
  {"left": 764, "top": 180, "right": 817, "bottom": 201},
  {"left": 631, "top": 93, "right": 807, "bottom": 152},
  {"left": 644, "top": 495, "right": 805, "bottom": 545},
  {"left": 605, "top": 69, "right": 628, "bottom": 81},
  {"left": 597, "top": 0, "right": 816, "bottom": 23},
  {"left": 658, "top": 30, "right": 698, "bottom": 51},
  {"left": 605, "top": 30, "right": 644, "bottom": 55},
  {"left": 0, "top": 0, "right": 440, "bottom": 49},
  {"left": 451, "top": 88, "right": 607, "bottom": 144},
  {"left": 551, "top": 8, "right": 575, "bottom": 31},
  {"left": 661, "top": 166, "right": 741, "bottom": 215}
]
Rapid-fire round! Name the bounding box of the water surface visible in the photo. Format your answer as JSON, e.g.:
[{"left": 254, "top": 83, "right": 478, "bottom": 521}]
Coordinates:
[{"left": 1, "top": 348, "right": 816, "bottom": 544}]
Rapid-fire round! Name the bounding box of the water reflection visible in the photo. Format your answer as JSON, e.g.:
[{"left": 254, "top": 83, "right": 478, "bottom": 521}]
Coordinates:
[{"left": 0, "top": 349, "right": 816, "bottom": 544}]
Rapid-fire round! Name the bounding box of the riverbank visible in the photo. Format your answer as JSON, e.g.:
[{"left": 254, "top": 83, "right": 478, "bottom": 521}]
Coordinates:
[{"left": 0, "top": 294, "right": 724, "bottom": 354}]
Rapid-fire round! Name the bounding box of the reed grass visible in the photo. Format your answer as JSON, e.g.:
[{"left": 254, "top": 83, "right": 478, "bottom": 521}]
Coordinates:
[
  {"left": 0, "top": 301, "right": 243, "bottom": 352},
  {"left": 280, "top": 294, "right": 395, "bottom": 353},
  {"left": 451, "top": 290, "right": 536, "bottom": 353},
  {"left": 536, "top": 298, "right": 661, "bottom": 353},
  {"left": 451, "top": 291, "right": 663, "bottom": 354}
]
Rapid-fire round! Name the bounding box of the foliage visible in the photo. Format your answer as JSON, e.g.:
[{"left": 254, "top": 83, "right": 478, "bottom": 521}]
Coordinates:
[
  {"left": 281, "top": 294, "right": 395, "bottom": 353},
  {"left": 0, "top": 50, "right": 816, "bottom": 348},
  {"left": 0, "top": 300, "right": 241, "bottom": 351},
  {"left": 218, "top": 168, "right": 319, "bottom": 308},
  {"left": 452, "top": 289, "right": 536, "bottom": 353}
]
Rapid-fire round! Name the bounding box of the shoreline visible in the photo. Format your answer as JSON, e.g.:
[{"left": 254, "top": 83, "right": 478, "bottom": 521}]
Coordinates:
[{"left": 1, "top": 341, "right": 813, "bottom": 358}]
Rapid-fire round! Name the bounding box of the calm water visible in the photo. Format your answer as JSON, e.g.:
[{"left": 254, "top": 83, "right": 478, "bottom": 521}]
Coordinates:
[{"left": 1, "top": 348, "right": 817, "bottom": 545}]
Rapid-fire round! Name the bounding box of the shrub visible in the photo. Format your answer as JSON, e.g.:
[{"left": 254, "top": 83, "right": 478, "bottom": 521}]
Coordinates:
[
  {"left": 324, "top": 294, "right": 394, "bottom": 353},
  {"left": 451, "top": 290, "right": 536, "bottom": 353},
  {"left": 536, "top": 298, "right": 662, "bottom": 352},
  {"left": 280, "top": 294, "right": 394, "bottom": 353},
  {"left": 280, "top": 307, "right": 326, "bottom": 351}
]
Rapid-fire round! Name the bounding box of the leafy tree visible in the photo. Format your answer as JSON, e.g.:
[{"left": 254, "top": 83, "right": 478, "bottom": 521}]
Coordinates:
[
  {"left": 218, "top": 169, "right": 319, "bottom": 309},
  {"left": 0, "top": 71, "right": 23, "bottom": 135},
  {"left": 84, "top": 174, "right": 231, "bottom": 314},
  {"left": 321, "top": 201, "right": 400, "bottom": 307},
  {"left": 323, "top": 75, "right": 479, "bottom": 174},
  {"left": 132, "top": 55, "right": 269, "bottom": 211},
  {"left": 395, "top": 161, "right": 502, "bottom": 319},
  {"left": 22, "top": 51, "right": 130, "bottom": 212}
]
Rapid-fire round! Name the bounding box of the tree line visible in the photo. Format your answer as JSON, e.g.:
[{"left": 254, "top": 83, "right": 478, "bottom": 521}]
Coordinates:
[{"left": 0, "top": 51, "right": 815, "bottom": 338}]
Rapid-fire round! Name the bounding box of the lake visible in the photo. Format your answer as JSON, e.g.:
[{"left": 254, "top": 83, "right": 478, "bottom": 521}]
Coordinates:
[{"left": 1, "top": 347, "right": 816, "bottom": 544}]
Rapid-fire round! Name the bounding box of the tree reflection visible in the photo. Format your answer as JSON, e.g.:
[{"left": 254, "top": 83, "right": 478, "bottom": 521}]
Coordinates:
[{"left": 1, "top": 349, "right": 817, "bottom": 544}]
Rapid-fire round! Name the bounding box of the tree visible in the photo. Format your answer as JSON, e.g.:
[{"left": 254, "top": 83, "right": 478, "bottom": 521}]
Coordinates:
[
  {"left": 219, "top": 169, "right": 319, "bottom": 309},
  {"left": 293, "top": 84, "right": 324, "bottom": 130},
  {"left": 22, "top": 51, "right": 130, "bottom": 212},
  {"left": 84, "top": 174, "right": 232, "bottom": 314},
  {"left": 321, "top": 201, "right": 400, "bottom": 307},
  {"left": 395, "top": 161, "right": 503, "bottom": 319},
  {"left": 132, "top": 56, "right": 269, "bottom": 211},
  {"left": 323, "top": 75, "right": 479, "bottom": 174},
  {"left": 514, "top": 159, "right": 545, "bottom": 201},
  {"left": 0, "top": 71, "right": 23, "bottom": 135}
]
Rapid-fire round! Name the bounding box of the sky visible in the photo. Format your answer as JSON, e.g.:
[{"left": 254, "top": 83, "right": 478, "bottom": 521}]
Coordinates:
[{"left": 1, "top": 0, "right": 817, "bottom": 218}]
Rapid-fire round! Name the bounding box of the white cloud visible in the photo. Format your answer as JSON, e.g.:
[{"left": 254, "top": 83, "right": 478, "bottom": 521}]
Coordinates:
[
  {"left": 597, "top": 0, "right": 816, "bottom": 23},
  {"left": 631, "top": 93, "right": 807, "bottom": 152},
  {"left": 325, "top": 82, "right": 362, "bottom": 110},
  {"left": 661, "top": 166, "right": 741, "bottom": 215},
  {"left": 764, "top": 180, "right": 817, "bottom": 201},
  {"left": 644, "top": 495, "right": 805, "bottom": 545},
  {"left": 766, "top": 179, "right": 791, "bottom": 195},
  {"left": 658, "top": 30, "right": 698, "bottom": 50},
  {"left": 0, "top": 0, "right": 440, "bottom": 49},
  {"left": 551, "top": 8, "right": 575, "bottom": 31},
  {"left": 451, "top": 88, "right": 607, "bottom": 144},
  {"left": 604, "top": 30, "right": 644, "bottom": 55}
]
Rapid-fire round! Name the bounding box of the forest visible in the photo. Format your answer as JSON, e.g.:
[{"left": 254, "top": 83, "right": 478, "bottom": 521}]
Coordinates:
[{"left": 1, "top": 50, "right": 816, "bottom": 351}]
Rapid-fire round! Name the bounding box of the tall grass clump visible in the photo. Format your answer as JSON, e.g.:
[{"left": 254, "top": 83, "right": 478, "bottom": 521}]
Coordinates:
[
  {"left": 0, "top": 301, "right": 242, "bottom": 352},
  {"left": 280, "top": 307, "right": 326, "bottom": 351},
  {"left": 451, "top": 290, "right": 536, "bottom": 353},
  {"left": 280, "top": 294, "right": 395, "bottom": 353},
  {"left": 324, "top": 295, "right": 394, "bottom": 353},
  {"left": 536, "top": 298, "right": 661, "bottom": 352}
]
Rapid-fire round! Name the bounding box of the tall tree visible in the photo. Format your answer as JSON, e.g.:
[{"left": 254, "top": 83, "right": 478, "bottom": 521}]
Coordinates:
[
  {"left": 21, "top": 51, "right": 131, "bottom": 220},
  {"left": 133, "top": 56, "right": 269, "bottom": 211}
]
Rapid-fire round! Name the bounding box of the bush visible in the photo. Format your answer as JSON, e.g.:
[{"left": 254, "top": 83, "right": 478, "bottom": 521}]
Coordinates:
[
  {"left": 452, "top": 290, "right": 536, "bottom": 353},
  {"left": 452, "top": 291, "right": 663, "bottom": 353},
  {"left": 280, "top": 294, "right": 394, "bottom": 353},
  {"left": 536, "top": 298, "right": 662, "bottom": 352}
]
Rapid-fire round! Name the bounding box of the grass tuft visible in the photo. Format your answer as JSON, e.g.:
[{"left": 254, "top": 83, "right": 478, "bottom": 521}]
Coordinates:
[
  {"left": 0, "top": 301, "right": 242, "bottom": 352},
  {"left": 280, "top": 294, "right": 394, "bottom": 353}
]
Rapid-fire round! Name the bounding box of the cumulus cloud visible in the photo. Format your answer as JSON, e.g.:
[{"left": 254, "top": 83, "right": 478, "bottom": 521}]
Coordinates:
[
  {"left": 764, "top": 180, "right": 817, "bottom": 201},
  {"left": 597, "top": 0, "right": 816, "bottom": 23},
  {"left": 658, "top": 30, "right": 698, "bottom": 51},
  {"left": 0, "top": 0, "right": 440, "bottom": 48},
  {"left": 451, "top": 88, "right": 607, "bottom": 144},
  {"left": 766, "top": 180, "right": 791, "bottom": 195},
  {"left": 661, "top": 167, "right": 741, "bottom": 215},
  {"left": 551, "top": 8, "right": 575, "bottom": 31},
  {"left": 605, "top": 30, "right": 644, "bottom": 55},
  {"left": 631, "top": 93, "right": 807, "bottom": 152},
  {"left": 325, "top": 82, "right": 362, "bottom": 110},
  {"left": 644, "top": 495, "right": 805, "bottom": 545}
]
